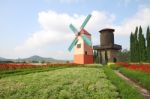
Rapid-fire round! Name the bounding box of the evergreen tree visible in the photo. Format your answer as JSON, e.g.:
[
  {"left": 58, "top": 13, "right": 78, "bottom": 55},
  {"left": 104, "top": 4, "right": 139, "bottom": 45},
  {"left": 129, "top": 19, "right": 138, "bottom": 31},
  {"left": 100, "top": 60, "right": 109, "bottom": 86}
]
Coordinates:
[
  {"left": 134, "top": 26, "right": 140, "bottom": 62},
  {"left": 93, "top": 50, "right": 100, "bottom": 63},
  {"left": 146, "top": 26, "right": 150, "bottom": 62},
  {"left": 135, "top": 26, "right": 138, "bottom": 39},
  {"left": 99, "top": 52, "right": 102, "bottom": 63},
  {"left": 96, "top": 51, "right": 100, "bottom": 63},
  {"left": 130, "top": 26, "right": 149, "bottom": 63},
  {"left": 134, "top": 37, "right": 140, "bottom": 62},
  {"left": 93, "top": 50, "right": 97, "bottom": 63},
  {"left": 138, "top": 26, "right": 142, "bottom": 61},
  {"left": 130, "top": 32, "right": 134, "bottom": 62},
  {"left": 105, "top": 50, "right": 108, "bottom": 64},
  {"left": 138, "top": 26, "right": 147, "bottom": 62},
  {"left": 141, "top": 34, "right": 147, "bottom": 62}
]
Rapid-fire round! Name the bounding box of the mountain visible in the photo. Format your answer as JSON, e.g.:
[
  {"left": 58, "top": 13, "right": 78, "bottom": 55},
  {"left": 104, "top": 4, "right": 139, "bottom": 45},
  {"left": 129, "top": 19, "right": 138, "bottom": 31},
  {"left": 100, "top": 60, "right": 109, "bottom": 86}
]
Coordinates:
[
  {"left": 0, "top": 57, "right": 7, "bottom": 61},
  {"left": 20, "top": 55, "right": 67, "bottom": 63},
  {"left": 23, "top": 55, "right": 55, "bottom": 62},
  {"left": 0, "top": 55, "right": 68, "bottom": 63}
]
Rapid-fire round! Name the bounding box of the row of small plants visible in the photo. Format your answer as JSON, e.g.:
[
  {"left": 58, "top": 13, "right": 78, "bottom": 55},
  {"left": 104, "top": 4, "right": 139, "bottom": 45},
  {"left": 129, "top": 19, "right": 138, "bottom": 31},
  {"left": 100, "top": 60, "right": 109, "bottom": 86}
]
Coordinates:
[
  {"left": 0, "top": 67, "right": 119, "bottom": 99},
  {"left": 108, "top": 62, "right": 150, "bottom": 90},
  {"left": 119, "top": 67, "right": 150, "bottom": 90},
  {"left": 0, "top": 63, "right": 83, "bottom": 70},
  {"left": 103, "top": 67, "right": 143, "bottom": 99},
  {"left": 0, "top": 66, "right": 65, "bottom": 79},
  {"left": 0, "top": 64, "right": 86, "bottom": 79}
]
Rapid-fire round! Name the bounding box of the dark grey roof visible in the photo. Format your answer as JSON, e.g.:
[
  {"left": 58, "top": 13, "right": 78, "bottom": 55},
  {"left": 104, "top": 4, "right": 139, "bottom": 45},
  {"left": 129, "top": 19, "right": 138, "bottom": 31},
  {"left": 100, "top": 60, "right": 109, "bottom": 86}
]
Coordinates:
[
  {"left": 99, "top": 28, "right": 115, "bottom": 33},
  {"left": 93, "top": 44, "right": 122, "bottom": 50}
]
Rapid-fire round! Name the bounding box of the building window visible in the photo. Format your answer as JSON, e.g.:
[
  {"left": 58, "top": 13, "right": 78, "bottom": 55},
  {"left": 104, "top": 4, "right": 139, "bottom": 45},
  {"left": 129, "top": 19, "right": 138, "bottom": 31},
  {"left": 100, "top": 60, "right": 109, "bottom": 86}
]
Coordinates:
[
  {"left": 85, "top": 51, "right": 87, "bottom": 55},
  {"left": 77, "top": 44, "right": 81, "bottom": 48}
]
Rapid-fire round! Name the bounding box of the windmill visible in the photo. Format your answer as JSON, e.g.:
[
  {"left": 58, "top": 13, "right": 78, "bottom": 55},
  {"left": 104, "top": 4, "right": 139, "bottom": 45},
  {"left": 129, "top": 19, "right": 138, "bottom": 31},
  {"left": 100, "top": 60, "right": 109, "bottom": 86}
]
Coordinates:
[{"left": 68, "top": 14, "right": 93, "bottom": 64}]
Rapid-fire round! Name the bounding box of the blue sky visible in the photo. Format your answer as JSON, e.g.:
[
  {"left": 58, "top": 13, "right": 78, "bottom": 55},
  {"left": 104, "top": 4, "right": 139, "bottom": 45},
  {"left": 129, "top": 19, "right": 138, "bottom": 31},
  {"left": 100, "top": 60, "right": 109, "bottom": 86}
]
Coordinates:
[{"left": 0, "top": 0, "right": 150, "bottom": 59}]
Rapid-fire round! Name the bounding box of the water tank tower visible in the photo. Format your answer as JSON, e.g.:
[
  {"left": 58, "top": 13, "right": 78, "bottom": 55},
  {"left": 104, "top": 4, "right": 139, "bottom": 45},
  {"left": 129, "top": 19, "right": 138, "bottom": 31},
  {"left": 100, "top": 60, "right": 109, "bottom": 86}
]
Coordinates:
[{"left": 93, "top": 28, "right": 122, "bottom": 64}]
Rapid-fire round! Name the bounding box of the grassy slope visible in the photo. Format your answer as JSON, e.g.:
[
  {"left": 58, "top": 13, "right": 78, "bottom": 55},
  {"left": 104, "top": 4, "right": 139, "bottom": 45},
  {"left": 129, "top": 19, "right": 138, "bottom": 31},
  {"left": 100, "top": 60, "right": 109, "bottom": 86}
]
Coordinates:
[
  {"left": 0, "top": 67, "right": 118, "bottom": 99},
  {"left": 119, "top": 67, "right": 150, "bottom": 90},
  {"left": 103, "top": 67, "right": 143, "bottom": 99}
]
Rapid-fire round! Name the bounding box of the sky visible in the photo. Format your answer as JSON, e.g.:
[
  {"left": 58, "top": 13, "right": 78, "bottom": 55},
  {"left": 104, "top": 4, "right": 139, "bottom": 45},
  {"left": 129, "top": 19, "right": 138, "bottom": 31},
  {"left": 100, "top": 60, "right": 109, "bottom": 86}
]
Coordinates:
[{"left": 0, "top": 0, "right": 150, "bottom": 60}]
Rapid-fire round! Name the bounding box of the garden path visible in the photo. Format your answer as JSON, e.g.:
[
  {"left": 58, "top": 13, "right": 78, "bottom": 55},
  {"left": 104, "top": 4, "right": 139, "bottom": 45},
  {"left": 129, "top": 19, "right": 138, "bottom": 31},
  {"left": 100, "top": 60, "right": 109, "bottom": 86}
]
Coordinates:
[{"left": 115, "top": 71, "right": 150, "bottom": 99}]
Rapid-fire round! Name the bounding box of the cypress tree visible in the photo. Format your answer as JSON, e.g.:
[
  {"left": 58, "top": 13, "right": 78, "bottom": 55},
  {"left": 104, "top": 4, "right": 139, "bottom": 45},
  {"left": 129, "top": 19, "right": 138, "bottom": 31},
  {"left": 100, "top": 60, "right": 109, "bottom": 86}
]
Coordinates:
[
  {"left": 135, "top": 26, "right": 138, "bottom": 38},
  {"left": 138, "top": 26, "right": 147, "bottom": 62},
  {"left": 134, "top": 26, "right": 140, "bottom": 62},
  {"left": 141, "top": 34, "right": 147, "bottom": 62},
  {"left": 130, "top": 32, "right": 134, "bottom": 62},
  {"left": 146, "top": 26, "right": 150, "bottom": 62},
  {"left": 134, "top": 37, "right": 140, "bottom": 62},
  {"left": 138, "top": 26, "right": 143, "bottom": 62}
]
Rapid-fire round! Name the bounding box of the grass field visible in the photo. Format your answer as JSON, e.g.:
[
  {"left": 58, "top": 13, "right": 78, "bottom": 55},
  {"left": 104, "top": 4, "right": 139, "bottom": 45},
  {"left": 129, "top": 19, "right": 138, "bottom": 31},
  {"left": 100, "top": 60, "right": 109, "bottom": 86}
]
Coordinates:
[{"left": 0, "top": 65, "right": 144, "bottom": 99}]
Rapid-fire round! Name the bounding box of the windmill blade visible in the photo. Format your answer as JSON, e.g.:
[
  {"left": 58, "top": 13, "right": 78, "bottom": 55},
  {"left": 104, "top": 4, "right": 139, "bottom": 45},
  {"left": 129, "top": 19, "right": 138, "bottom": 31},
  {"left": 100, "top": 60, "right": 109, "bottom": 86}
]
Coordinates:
[
  {"left": 68, "top": 38, "right": 78, "bottom": 52},
  {"left": 80, "top": 14, "right": 92, "bottom": 30},
  {"left": 81, "top": 34, "right": 92, "bottom": 46},
  {"left": 69, "top": 24, "right": 78, "bottom": 34}
]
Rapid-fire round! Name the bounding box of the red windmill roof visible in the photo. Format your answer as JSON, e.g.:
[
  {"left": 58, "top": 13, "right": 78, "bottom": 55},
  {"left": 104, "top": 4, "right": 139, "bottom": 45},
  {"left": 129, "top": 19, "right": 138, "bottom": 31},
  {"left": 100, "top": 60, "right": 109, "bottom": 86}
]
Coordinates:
[{"left": 80, "top": 29, "right": 91, "bottom": 36}]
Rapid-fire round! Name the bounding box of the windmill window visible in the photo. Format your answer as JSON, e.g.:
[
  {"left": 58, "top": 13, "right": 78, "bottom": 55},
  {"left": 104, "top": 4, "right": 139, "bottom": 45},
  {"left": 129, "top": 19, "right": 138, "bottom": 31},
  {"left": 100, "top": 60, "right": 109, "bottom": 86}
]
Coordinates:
[
  {"left": 85, "top": 51, "right": 88, "bottom": 55},
  {"left": 77, "top": 44, "right": 81, "bottom": 48}
]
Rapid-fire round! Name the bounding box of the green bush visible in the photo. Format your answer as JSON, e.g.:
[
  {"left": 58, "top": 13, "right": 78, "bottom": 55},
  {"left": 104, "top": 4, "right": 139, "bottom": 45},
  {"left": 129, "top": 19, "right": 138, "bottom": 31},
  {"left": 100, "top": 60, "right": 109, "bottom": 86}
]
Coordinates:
[{"left": 107, "top": 63, "right": 121, "bottom": 70}]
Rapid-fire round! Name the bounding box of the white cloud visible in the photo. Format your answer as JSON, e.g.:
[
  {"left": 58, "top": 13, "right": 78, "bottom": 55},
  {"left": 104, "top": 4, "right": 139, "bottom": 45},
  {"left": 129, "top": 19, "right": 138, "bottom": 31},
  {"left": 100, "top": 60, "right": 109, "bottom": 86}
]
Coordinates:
[
  {"left": 13, "top": 7, "right": 150, "bottom": 59},
  {"left": 115, "top": 7, "right": 150, "bottom": 35},
  {"left": 14, "top": 10, "right": 115, "bottom": 59},
  {"left": 15, "top": 10, "right": 114, "bottom": 57}
]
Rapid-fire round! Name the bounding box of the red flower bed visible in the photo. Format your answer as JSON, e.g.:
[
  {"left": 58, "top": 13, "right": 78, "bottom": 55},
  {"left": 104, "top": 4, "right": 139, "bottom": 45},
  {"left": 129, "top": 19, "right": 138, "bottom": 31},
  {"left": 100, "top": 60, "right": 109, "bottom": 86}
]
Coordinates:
[
  {"left": 127, "top": 64, "right": 150, "bottom": 74},
  {"left": 0, "top": 64, "right": 41, "bottom": 70},
  {"left": 115, "top": 62, "right": 150, "bottom": 74},
  {"left": 115, "top": 62, "right": 130, "bottom": 67},
  {"left": 0, "top": 63, "right": 82, "bottom": 70}
]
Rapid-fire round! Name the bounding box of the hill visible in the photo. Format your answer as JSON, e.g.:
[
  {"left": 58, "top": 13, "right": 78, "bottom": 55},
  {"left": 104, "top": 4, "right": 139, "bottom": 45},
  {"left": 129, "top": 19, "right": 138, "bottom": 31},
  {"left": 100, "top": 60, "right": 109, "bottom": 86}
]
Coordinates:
[{"left": 0, "top": 55, "right": 68, "bottom": 63}]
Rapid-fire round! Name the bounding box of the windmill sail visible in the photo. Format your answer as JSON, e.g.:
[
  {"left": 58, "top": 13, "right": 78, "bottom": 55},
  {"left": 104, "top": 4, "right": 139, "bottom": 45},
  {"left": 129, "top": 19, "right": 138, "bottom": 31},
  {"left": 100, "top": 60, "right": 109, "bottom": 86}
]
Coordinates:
[
  {"left": 81, "top": 34, "right": 92, "bottom": 46},
  {"left": 69, "top": 24, "right": 78, "bottom": 34},
  {"left": 80, "top": 14, "right": 91, "bottom": 30},
  {"left": 68, "top": 38, "right": 78, "bottom": 52},
  {"left": 68, "top": 14, "right": 92, "bottom": 52}
]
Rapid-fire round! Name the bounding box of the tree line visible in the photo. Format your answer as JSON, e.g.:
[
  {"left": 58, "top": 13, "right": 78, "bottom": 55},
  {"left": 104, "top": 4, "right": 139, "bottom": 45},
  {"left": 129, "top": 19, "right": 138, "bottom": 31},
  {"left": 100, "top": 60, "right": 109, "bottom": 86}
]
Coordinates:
[{"left": 130, "top": 26, "right": 150, "bottom": 62}]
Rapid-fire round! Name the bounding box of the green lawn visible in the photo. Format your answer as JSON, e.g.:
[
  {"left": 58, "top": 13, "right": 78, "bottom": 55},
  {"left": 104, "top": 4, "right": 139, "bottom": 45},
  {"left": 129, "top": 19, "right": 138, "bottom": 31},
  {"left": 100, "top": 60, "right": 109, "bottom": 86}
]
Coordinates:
[{"left": 0, "top": 65, "right": 144, "bottom": 99}]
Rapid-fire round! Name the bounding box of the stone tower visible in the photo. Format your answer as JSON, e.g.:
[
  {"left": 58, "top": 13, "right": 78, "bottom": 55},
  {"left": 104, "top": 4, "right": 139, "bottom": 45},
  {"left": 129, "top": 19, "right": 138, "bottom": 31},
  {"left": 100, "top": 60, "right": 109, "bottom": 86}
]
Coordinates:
[{"left": 93, "top": 28, "right": 122, "bottom": 64}]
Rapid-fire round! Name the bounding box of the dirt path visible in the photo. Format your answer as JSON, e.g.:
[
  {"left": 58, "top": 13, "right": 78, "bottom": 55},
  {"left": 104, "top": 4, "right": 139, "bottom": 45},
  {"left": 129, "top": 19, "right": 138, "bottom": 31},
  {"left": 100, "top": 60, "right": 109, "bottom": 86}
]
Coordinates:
[{"left": 115, "top": 71, "right": 150, "bottom": 99}]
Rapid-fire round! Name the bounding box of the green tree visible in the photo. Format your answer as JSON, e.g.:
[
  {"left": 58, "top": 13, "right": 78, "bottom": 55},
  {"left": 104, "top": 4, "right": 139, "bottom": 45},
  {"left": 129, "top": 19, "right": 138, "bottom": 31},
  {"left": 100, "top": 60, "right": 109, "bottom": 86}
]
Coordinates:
[
  {"left": 93, "top": 50, "right": 100, "bottom": 63},
  {"left": 141, "top": 34, "right": 147, "bottom": 62},
  {"left": 138, "top": 26, "right": 142, "bottom": 61},
  {"left": 93, "top": 50, "right": 97, "bottom": 63},
  {"left": 138, "top": 26, "right": 147, "bottom": 62},
  {"left": 105, "top": 50, "right": 108, "bottom": 64},
  {"left": 130, "top": 32, "right": 134, "bottom": 62},
  {"left": 118, "top": 49, "right": 130, "bottom": 62},
  {"left": 146, "top": 26, "right": 150, "bottom": 62},
  {"left": 134, "top": 26, "right": 140, "bottom": 62}
]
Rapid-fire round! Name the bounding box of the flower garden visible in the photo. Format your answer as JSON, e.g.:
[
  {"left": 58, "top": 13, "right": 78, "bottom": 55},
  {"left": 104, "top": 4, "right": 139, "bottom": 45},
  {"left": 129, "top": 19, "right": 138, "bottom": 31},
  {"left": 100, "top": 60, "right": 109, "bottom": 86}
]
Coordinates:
[
  {"left": 115, "top": 62, "right": 150, "bottom": 74},
  {"left": 0, "top": 63, "right": 149, "bottom": 99}
]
